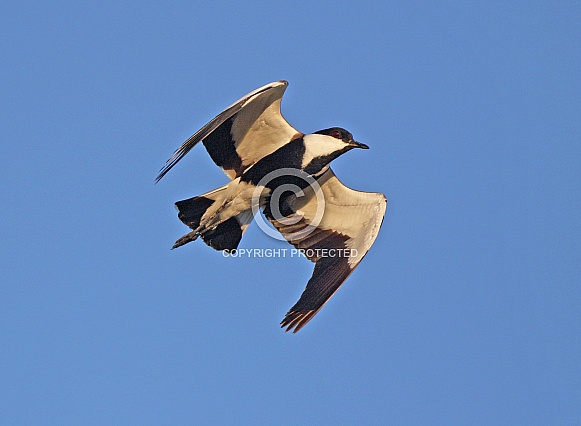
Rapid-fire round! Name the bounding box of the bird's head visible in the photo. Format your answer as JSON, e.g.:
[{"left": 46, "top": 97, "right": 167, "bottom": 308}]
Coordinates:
[
  {"left": 313, "top": 127, "right": 369, "bottom": 150},
  {"left": 301, "top": 127, "right": 369, "bottom": 174}
]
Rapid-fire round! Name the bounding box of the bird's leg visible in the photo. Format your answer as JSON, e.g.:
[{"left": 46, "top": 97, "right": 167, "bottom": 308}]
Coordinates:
[{"left": 172, "top": 231, "right": 199, "bottom": 249}]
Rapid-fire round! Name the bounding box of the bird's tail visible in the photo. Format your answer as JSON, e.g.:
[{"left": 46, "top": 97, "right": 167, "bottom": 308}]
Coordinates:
[{"left": 172, "top": 185, "right": 253, "bottom": 252}]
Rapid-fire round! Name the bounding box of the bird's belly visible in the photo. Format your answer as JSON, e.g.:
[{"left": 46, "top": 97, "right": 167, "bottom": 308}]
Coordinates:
[{"left": 203, "top": 180, "right": 268, "bottom": 227}]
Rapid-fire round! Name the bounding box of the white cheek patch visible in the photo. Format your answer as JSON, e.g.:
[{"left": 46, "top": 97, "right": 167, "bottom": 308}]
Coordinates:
[{"left": 300, "top": 134, "right": 348, "bottom": 169}]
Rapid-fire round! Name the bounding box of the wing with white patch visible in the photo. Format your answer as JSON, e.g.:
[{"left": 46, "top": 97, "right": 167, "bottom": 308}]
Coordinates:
[
  {"left": 156, "top": 80, "right": 300, "bottom": 182},
  {"left": 267, "top": 168, "right": 387, "bottom": 332}
]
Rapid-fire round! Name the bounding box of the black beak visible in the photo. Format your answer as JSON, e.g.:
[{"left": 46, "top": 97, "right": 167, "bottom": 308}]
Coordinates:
[{"left": 349, "top": 140, "right": 369, "bottom": 149}]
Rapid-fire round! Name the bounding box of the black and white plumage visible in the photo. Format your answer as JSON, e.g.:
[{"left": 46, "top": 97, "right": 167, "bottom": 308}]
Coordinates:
[{"left": 156, "top": 80, "right": 387, "bottom": 333}]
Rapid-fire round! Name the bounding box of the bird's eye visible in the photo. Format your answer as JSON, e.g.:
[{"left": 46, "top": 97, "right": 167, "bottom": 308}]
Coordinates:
[{"left": 331, "top": 130, "right": 342, "bottom": 139}]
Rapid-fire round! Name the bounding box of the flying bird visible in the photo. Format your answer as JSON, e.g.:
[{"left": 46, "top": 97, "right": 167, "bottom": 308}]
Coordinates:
[{"left": 156, "top": 80, "right": 386, "bottom": 332}]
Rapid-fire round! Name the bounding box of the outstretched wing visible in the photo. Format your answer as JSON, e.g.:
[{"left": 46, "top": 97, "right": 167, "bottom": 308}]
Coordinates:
[
  {"left": 156, "top": 80, "right": 300, "bottom": 182},
  {"left": 267, "top": 168, "right": 387, "bottom": 333}
]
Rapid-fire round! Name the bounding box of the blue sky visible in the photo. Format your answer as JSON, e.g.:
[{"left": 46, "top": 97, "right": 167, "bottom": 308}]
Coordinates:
[{"left": 1, "top": 1, "right": 580, "bottom": 424}]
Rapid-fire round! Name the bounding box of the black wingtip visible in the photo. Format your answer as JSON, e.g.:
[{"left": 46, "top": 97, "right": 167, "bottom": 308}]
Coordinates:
[
  {"left": 280, "top": 310, "right": 318, "bottom": 333},
  {"left": 155, "top": 167, "right": 168, "bottom": 184},
  {"left": 155, "top": 162, "right": 174, "bottom": 184}
]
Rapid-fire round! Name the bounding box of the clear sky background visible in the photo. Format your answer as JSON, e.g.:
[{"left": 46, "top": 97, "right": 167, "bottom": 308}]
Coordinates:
[{"left": 1, "top": 2, "right": 580, "bottom": 425}]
